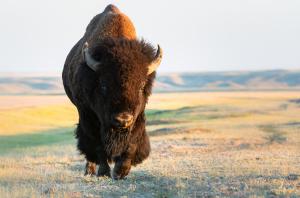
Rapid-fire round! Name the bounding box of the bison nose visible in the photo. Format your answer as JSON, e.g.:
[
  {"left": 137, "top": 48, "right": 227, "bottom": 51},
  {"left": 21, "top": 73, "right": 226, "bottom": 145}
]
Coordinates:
[{"left": 111, "top": 113, "right": 133, "bottom": 128}]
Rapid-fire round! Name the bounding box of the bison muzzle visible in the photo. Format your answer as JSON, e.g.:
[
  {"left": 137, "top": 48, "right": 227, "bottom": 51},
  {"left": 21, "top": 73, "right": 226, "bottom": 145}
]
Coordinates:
[{"left": 62, "top": 4, "right": 163, "bottom": 179}]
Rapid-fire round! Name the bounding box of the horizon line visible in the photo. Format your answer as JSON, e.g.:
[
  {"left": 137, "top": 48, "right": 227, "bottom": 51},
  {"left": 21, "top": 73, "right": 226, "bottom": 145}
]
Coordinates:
[{"left": 0, "top": 68, "right": 299, "bottom": 77}]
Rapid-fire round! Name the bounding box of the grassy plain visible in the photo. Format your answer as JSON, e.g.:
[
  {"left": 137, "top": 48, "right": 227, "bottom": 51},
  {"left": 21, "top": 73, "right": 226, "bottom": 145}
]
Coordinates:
[{"left": 0, "top": 92, "right": 299, "bottom": 197}]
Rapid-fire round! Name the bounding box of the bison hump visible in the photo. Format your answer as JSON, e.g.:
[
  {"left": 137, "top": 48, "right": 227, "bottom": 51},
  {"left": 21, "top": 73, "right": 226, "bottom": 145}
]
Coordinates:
[{"left": 87, "top": 4, "right": 137, "bottom": 41}]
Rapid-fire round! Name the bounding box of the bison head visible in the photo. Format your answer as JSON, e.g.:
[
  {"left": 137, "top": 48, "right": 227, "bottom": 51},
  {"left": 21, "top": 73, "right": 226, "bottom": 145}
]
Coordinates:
[{"left": 79, "top": 38, "right": 162, "bottom": 137}]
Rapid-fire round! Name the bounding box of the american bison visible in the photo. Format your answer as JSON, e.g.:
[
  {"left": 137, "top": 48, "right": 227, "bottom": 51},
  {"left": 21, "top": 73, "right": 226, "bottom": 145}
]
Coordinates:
[{"left": 62, "top": 4, "right": 162, "bottom": 179}]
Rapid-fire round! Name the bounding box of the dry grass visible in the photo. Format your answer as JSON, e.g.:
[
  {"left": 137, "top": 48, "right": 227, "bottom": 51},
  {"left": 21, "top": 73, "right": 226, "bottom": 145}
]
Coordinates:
[
  {"left": 0, "top": 104, "right": 77, "bottom": 135},
  {"left": 0, "top": 92, "right": 299, "bottom": 197}
]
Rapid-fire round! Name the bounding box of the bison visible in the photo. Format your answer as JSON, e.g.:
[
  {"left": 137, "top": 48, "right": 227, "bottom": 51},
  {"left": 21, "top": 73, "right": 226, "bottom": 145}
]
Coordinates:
[{"left": 62, "top": 4, "right": 162, "bottom": 179}]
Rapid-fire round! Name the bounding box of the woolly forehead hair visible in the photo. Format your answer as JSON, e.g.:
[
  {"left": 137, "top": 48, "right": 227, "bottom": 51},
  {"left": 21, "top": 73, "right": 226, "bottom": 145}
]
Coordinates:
[{"left": 89, "top": 38, "right": 157, "bottom": 76}]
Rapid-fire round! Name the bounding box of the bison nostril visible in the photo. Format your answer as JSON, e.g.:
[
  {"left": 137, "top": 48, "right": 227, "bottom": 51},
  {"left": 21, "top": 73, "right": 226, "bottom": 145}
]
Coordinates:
[{"left": 112, "top": 113, "right": 133, "bottom": 128}]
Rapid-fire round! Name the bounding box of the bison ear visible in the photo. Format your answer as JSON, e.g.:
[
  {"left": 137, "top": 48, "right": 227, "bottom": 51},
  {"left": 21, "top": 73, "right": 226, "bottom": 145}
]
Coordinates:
[
  {"left": 147, "top": 45, "right": 163, "bottom": 75},
  {"left": 82, "top": 42, "right": 102, "bottom": 72}
]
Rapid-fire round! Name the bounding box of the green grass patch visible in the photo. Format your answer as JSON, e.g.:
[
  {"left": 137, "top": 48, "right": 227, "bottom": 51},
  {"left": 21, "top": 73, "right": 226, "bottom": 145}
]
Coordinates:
[
  {"left": 145, "top": 105, "right": 242, "bottom": 122},
  {"left": 259, "top": 125, "right": 287, "bottom": 144},
  {"left": 0, "top": 128, "right": 74, "bottom": 154}
]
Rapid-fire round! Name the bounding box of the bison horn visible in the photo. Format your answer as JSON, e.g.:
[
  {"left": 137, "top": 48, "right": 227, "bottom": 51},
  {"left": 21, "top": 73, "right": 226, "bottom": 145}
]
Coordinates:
[
  {"left": 82, "top": 42, "right": 101, "bottom": 71},
  {"left": 147, "top": 45, "right": 163, "bottom": 75}
]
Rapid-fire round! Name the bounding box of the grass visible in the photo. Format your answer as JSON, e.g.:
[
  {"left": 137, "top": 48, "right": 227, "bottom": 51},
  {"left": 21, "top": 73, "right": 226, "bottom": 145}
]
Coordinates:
[
  {"left": 0, "top": 128, "right": 74, "bottom": 154},
  {"left": 259, "top": 125, "right": 288, "bottom": 144},
  {"left": 0, "top": 104, "right": 77, "bottom": 135},
  {"left": 0, "top": 92, "right": 299, "bottom": 197}
]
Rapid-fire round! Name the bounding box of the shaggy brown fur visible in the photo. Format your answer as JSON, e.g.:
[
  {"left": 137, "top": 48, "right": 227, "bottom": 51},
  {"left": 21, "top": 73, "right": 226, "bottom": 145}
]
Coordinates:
[
  {"left": 85, "top": 4, "right": 136, "bottom": 41},
  {"left": 62, "top": 4, "right": 159, "bottom": 179}
]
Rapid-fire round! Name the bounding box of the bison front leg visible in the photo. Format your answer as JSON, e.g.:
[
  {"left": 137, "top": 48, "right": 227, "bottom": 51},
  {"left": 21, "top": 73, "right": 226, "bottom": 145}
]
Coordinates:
[
  {"left": 97, "top": 160, "right": 111, "bottom": 177},
  {"left": 112, "top": 144, "right": 137, "bottom": 180},
  {"left": 113, "top": 158, "right": 132, "bottom": 180},
  {"left": 96, "top": 146, "right": 111, "bottom": 177}
]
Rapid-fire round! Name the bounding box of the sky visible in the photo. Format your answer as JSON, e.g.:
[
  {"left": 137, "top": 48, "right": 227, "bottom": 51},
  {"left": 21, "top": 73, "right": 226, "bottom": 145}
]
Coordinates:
[{"left": 0, "top": 0, "right": 299, "bottom": 73}]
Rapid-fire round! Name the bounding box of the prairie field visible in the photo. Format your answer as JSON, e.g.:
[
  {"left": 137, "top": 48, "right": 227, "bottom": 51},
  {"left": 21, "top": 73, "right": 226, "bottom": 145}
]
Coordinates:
[{"left": 0, "top": 92, "right": 299, "bottom": 197}]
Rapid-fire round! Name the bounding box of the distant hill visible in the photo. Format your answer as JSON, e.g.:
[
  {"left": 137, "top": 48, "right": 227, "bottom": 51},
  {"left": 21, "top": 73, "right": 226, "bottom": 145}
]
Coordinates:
[
  {"left": 155, "top": 70, "right": 300, "bottom": 92},
  {"left": 0, "top": 70, "right": 299, "bottom": 95},
  {"left": 0, "top": 75, "right": 64, "bottom": 95}
]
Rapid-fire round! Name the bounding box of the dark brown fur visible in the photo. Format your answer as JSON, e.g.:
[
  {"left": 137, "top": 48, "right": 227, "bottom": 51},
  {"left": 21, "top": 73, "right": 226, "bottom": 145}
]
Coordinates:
[{"left": 62, "top": 4, "right": 157, "bottom": 179}]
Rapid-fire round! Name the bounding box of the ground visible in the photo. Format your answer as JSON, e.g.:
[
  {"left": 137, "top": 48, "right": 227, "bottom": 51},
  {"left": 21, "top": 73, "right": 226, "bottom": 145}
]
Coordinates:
[{"left": 0, "top": 92, "right": 299, "bottom": 197}]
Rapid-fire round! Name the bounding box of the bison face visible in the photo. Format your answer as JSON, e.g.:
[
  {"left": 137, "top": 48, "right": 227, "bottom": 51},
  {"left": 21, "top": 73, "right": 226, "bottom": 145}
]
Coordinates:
[{"left": 80, "top": 38, "right": 162, "bottom": 135}]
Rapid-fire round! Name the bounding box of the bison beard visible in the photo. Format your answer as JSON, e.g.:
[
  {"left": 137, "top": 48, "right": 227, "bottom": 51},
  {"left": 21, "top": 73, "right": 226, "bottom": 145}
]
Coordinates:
[
  {"left": 104, "top": 128, "right": 130, "bottom": 158},
  {"left": 62, "top": 4, "right": 162, "bottom": 179}
]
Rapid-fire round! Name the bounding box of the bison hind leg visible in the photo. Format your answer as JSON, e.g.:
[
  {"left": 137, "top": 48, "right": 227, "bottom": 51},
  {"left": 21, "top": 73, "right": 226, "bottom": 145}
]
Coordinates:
[{"left": 85, "top": 161, "right": 97, "bottom": 176}]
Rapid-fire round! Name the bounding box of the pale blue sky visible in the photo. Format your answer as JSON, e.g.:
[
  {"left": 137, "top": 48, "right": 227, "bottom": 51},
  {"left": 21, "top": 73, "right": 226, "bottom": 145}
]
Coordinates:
[{"left": 0, "top": 0, "right": 299, "bottom": 73}]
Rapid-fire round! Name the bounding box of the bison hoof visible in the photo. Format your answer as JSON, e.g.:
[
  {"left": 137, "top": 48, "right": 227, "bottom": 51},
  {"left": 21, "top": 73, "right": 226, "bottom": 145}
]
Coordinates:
[
  {"left": 112, "top": 161, "right": 131, "bottom": 180},
  {"left": 84, "top": 162, "right": 97, "bottom": 176},
  {"left": 112, "top": 168, "right": 130, "bottom": 180}
]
